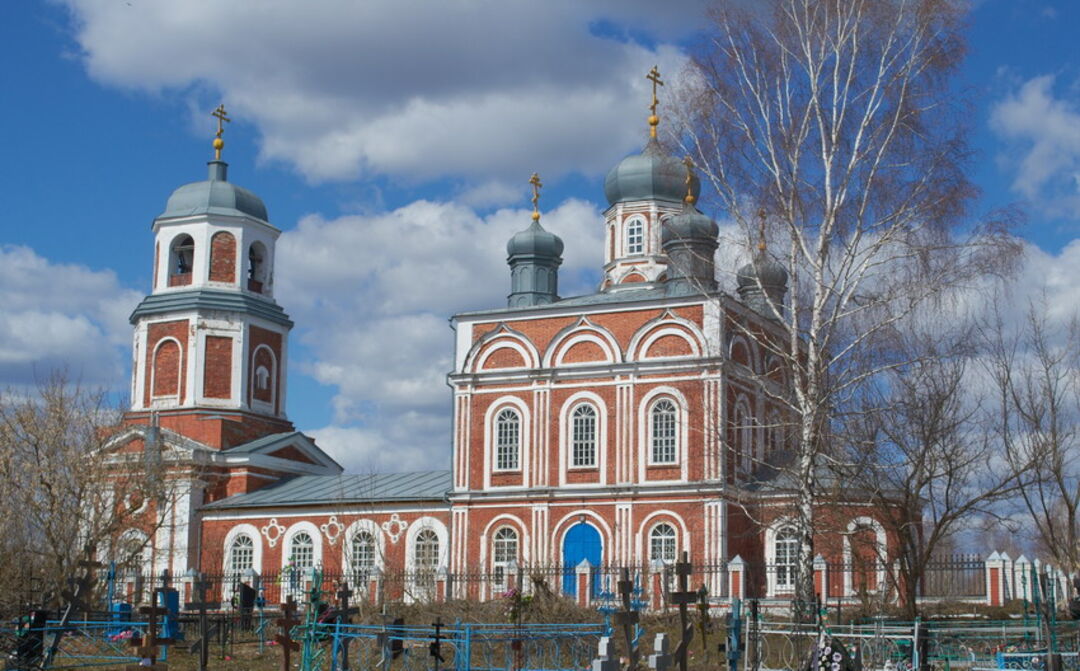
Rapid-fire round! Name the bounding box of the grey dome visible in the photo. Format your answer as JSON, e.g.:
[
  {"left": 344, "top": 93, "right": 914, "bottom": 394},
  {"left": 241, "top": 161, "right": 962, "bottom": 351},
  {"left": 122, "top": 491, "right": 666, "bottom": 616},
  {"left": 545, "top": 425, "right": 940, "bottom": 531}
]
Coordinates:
[
  {"left": 737, "top": 253, "right": 789, "bottom": 291},
  {"left": 507, "top": 220, "right": 564, "bottom": 259},
  {"left": 663, "top": 204, "right": 719, "bottom": 245},
  {"left": 604, "top": 138, "right": 700, "bottom": 206},
  {"left": 158, "top": 161, "right": 268, "bottom": 222}
]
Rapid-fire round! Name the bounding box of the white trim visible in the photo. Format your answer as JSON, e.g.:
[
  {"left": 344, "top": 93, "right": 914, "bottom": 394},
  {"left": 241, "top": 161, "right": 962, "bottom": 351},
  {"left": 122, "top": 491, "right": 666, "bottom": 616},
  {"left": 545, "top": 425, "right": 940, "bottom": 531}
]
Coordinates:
[
  {"left": 342, "top": 519, "right": 385, "bottom": 574},
  {"left": 728, "top": 334, "right": 758, "bottom": 372},
  {"left": 282, "top": 521, "right": 323, "bottom": 569},
  {"left": 557, "top": 391, "right": 608, "bottom": 487},
  {"left": 637, "top": 387, "right": 690, "bottom": 482},
  {"left": 249, "top": 344, "right": 277, "bottom": 414},
  {"left": 551, "top": 510, "right": 612, "bottom": 565},
  {"left": 464, "top": 327, "right": 541, "bottom": 372},
  {"left": 149, "top": 336, "right": 184, "bottom": 405},
  {"left": 624, "top": 215, "right": 646, "bottom": 256},
  {"left": 483, "top": 397, "right": 531, "bottom": 488},
  {"left": 628, "top": 316, "right": 705, "bottom": 361},
  {"left": 542, "top": 322, "right": 623, "bottom": 368},
  {"left": 405, "top": 516, "right": 449, "bottom": 572},
  {"left": 636, "top": 511, "right": 689, "bottom": 566},
  {"left": 764, "top": 519, "right": 799, "bottom": 597},
  {"left": 223, "top": 524, "right": 263, "bottom": 579}
]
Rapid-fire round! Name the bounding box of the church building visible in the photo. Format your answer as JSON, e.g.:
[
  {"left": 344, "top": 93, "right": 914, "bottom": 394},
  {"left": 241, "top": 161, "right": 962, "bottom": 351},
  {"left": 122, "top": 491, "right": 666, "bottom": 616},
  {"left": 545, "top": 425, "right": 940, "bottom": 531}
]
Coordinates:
[{"left": 106, "top": 90, "right": 891, "bottom": 605}]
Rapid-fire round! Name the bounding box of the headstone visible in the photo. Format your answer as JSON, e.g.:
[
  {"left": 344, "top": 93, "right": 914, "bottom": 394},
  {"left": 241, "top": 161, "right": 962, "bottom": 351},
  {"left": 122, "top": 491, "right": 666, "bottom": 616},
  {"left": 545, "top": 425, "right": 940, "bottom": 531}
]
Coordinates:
[
  {"left": 592, "top": 636, "right": 620, "bottom": 671},
  {"left": 648, "top": 633, "right": 672, "bottom": 671}
]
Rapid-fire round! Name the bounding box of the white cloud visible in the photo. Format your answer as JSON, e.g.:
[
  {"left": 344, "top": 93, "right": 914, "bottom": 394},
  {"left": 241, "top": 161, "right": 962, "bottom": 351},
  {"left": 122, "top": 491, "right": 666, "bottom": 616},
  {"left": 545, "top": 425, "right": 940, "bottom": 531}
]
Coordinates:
[
  {"left": 61, "top": 0, "right": 699, "bottom": 184},
  {"left": 276, "top": 198, "right": 603, "bottom": 471},
  {"left": 0, "top": 245, "right": 142, "bottom": 387},
  {"left": 989, "top": 75, "right": 1080, "bottom": 218}
]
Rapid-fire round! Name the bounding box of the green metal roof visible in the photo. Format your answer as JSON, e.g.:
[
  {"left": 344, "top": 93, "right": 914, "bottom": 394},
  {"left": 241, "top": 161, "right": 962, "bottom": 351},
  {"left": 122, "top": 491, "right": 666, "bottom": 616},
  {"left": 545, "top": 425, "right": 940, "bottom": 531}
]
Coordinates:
[
  {"left": 157, "top": 161, "right": 269, "bottom": 222},
  {"left": 129, "top": 289, "right": 294, "bottom": 327},
  {"left": 202, "top": 470, "right": 452, "bottom": 510}
]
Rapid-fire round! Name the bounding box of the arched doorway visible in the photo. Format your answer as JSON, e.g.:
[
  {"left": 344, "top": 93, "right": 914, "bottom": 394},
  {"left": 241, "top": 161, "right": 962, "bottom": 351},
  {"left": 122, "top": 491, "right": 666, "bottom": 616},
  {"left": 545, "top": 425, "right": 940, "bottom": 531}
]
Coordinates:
[{"left": 562, "top": 522, "right": 602, "bottom": 596}]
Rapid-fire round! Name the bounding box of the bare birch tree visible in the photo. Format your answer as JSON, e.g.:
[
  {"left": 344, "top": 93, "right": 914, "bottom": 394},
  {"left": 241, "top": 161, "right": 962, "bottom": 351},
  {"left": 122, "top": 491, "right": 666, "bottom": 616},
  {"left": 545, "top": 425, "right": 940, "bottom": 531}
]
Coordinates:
[
  {"left": 675, "top": 0, "right": 1018, "bottom": 607},
  {"left": 844, "top": 325, "right": 1022, "bottom": 617},
  {"left": 984, "top": 304, "right": 1080, "bottom": 578}
]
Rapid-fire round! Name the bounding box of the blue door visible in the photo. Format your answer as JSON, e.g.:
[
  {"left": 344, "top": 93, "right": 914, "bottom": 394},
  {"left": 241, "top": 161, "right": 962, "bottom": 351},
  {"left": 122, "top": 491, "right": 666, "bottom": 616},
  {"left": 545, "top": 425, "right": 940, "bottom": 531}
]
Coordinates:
[{"left": 562, "top": 523, "right": 602, "bottom": 596}]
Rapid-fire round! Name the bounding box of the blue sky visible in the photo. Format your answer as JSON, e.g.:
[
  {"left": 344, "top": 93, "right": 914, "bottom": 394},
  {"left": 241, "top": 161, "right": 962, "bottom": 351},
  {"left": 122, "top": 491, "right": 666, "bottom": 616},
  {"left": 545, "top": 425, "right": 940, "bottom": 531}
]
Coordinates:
[{"left": 1, "top": 1, "right": 1078, "bottom": 472}]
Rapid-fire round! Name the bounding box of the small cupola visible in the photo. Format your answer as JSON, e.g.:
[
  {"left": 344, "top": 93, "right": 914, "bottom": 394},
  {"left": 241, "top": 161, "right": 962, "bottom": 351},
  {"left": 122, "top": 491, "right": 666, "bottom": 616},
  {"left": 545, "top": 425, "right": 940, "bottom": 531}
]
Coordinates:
[
  {"left": 507, "top": 173, "right": 564, "bottom": 308},
  {"left": 737, "top": 213, "right": 788, "bottom": 317},
  {"left": 663, "top": 158, "right": 719, "bottom": 296}
]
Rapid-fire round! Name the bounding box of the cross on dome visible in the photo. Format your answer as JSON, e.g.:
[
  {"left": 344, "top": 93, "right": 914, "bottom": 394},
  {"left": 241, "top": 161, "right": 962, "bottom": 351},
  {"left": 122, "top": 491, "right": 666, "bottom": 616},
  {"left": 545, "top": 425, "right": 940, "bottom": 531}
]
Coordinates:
[
  {"left": 646, "top": 66, "right": 664, "bottom": 138},
  {"left": 211, "top": 104, "right": 231, "bottom": 160}
]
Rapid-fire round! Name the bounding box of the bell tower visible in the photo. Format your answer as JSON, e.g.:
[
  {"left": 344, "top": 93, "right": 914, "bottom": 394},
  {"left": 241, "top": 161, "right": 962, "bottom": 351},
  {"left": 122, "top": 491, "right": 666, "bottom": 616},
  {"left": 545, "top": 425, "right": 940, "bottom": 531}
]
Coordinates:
[
  {"left": 600, "top": 67, "right": 700, "bottom": 291},
  {"left": 126, "top": 106, "right": 294, "bottom": 448}
]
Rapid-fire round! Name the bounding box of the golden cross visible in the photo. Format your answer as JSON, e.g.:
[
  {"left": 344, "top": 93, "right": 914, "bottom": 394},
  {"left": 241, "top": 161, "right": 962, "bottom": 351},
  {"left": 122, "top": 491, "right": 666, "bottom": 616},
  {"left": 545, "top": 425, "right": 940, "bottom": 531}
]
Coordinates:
[
  {"left": 529, "top": 172, "right": 543, "bottom": 221},
  {"left": 212, "top": 104, "right": 231, "bottom": 138},
  {"left": 682, "top": 156, "right": 696, "bottom": 204},
  {"left": 646, "top": 66, "right": 664, "bottom": 116}
]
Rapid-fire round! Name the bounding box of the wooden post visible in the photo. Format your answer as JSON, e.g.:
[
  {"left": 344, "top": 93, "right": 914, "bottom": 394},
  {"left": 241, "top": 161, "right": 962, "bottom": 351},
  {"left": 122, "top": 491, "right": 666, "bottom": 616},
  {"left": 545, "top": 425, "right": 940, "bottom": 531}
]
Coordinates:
[{"left": 275, "top": 597, "right": 301, "bottom": 671}]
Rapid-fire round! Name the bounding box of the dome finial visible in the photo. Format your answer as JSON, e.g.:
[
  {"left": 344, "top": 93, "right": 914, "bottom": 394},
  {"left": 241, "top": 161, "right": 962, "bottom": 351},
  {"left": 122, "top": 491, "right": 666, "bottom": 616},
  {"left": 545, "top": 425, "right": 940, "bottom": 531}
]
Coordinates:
[
  {"left": 529, "top": 172, "right": 543, "bottom": 222},
  {"left": 682, "top": 156, "right": 697, "bottom": 205},
  {"left": 211, "top": 104, "right": 231, "bottom": 160},
  {"left": 646, "top": 66, "right": 664, "bottom": 139}
]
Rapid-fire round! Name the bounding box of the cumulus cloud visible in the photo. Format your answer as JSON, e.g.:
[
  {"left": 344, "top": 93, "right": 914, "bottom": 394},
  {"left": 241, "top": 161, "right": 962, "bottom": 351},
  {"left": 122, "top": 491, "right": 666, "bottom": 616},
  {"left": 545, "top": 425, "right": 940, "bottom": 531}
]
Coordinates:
[
  {"left": 0, "top": 245, "right": 142, "bottom": 387},
  {"left": 60, "top": 0, "right": 700, "bottom": 184},
  {"left": 276, "top": 198, "right": 603, "bottom": 471},
  {"left": 989, "top": 75, "right": 1080, "bottom": 218}
]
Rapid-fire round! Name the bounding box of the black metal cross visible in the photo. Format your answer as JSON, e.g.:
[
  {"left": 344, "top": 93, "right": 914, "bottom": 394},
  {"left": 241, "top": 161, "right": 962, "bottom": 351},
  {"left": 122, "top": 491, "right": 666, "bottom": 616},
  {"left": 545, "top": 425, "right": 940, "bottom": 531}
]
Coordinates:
[
  {"left": 186, "top": 577, "right": 217, "bottom": 671},
  {"left": 430, "top": 617, "right": 446, "bottom": 671},
  {"left": 668, "top": 553, "right": 696, "bottom": 671},
  {"left": 336, "top": 583, "right": 358, "bottom": 671},
  {"left": 614, "top": 568, "right": 640, "bottom": 671}
]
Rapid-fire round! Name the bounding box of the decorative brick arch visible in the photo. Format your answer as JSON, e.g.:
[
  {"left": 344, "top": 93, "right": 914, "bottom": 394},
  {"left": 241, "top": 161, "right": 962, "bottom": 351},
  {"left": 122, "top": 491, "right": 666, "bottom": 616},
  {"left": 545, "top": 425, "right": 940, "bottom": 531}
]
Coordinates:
[
  {"left": 482, "top": 396, "right": 530, "bottom": 489},
  {"left": 479, "top": 514, "right": 530, "bottom": 567},
  {"left": 543, "top": 319, "right": 622, "bottom": 368},
  {"left": 627, "top": 312, "right": 706, "bottom": 361},
  {"left": 223, "top": 523, "right": 263, "bottom": 575},
  {"left": 637, "top": 386, "right": 691, "bottom": 482},
  {"left": 151, "top": 337, "right": 183, "bottom": 400},
  {"left": 342, "top": 519, "right": 386, "bottom": 573},
  {"left": 250, "top": 344, "right": 277, "bottom": 409},
  {"left": 636, "top": 510, "right": 690, "bottom": 565},
  {"left": 465, "top": 325, "right": 540, "bottom": 372},
  {"left": 551, "top": 510, "right": 614, "bottom": 566}
]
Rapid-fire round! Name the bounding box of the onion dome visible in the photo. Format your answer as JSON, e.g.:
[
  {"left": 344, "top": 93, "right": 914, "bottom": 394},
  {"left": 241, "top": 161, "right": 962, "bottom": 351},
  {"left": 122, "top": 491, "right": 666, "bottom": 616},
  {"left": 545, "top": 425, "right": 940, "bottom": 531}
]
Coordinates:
[
  {"left": 507, "top": 219, "right": 565, "bottom": 259},
  {"left": 736, "top": 249, "right": 789, "bottom": 316},
  {"left": 663, "top": 158, "right": 719, "bottom": 295},
  {"left": 158, "top": 161, "right": 269, "bottom": 222},
  {"left": 604, "top": 138, "right": 701, "bottom": 206},
  {"left": 507, "top": 173, "right": 564, "bottom": 308}
]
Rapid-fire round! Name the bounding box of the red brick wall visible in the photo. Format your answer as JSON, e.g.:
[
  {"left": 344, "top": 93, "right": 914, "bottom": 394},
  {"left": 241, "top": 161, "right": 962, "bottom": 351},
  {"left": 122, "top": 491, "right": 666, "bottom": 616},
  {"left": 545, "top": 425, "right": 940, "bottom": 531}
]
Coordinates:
[
  {"left": 481, "top": 347, "right": 526, "bottom": 370},
  {"left": 209, "top": 231, "right": 236, "bottom": 283},
  {"left": 145, "top": 320, "right": 188, "bottom": 405},
  {"left": 203, "top": 336, "right": 233, "bottom": 399}
]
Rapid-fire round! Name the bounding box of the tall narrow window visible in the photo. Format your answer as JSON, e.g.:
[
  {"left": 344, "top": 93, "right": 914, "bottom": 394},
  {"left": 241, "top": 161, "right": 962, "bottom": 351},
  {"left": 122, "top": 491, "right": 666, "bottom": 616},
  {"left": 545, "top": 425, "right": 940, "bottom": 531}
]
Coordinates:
[
  {"left": 626, "top": 218, "right": 644, "bottom": 255},
  {"left": 415, "top": 529, "right": 439, "bottom": 571},
  {"left": 650, "top": 399, "right": 678, "bottom": 464},
  {"left": 169, "top": 235, "right": 195, "bottom": 287},
  {"left": 492, "top": 527, "right": 519, "bottom": 587},
  {"left": 495, "top": 408, "right": 520, "bottom": 471},
  {"left": 571, "top": 404, "right": 597, "bottom": 467},
  {"left": 350, "top": 531, "right": 376, "bottom": 578},
  {"left": 289, "top": 532, "right": 314, "bottom": 569},
  {"left": 735, "top": 402, "right": 754, "bottom": 477},
  {"left": 228, "top": 535, "right": 255, "bottom": 575},
  {"left": 247, "top": 241, "right": 268, "bottom": 292},
  {"left": 775, "top": 527, "right": 799, "bottom": 589},
  {"left": 649, "top": 523, "right": 677, "bottom": 565}
]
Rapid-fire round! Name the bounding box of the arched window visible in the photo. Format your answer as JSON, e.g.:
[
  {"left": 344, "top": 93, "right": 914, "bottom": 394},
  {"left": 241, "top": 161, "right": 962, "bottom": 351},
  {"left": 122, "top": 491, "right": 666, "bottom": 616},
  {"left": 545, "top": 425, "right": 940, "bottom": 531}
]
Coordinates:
[
  {"left": 492, "top": 527, "right": 519, "bottom": 587},
  {"left": 228, "top": 535, "right": 255, "bottom": 575},
  {"left": 650, "top": 399, "right": 678, "bottom": 464},
  {"left": 775, "top": 526, "right": 799, "bottom": 589},
  {"left": 247, "top": 241, "right": 268, "bottom": 292},
  {"left": 571, "top": 404, "right": 597, "bottom": 467},
  {"left": 415, "top": 529, "right": 440, "bottom": 571},
  {"left": 289, "top": 532, "right": 314, "bottom": 569},
  {"left": 169, "top": 234, "right": 195, "bottom": 286},
  {"left": 626, "top": 218, "right": 644, "bottom": 255},
  {"left": 649, "top": 523, "right": 677, "bottom": 565},
  {"left": 350, "top": 531, "right": 376, "bottom": 577},
  {"left": 495, "top": 408, "right": 520, "bottom": 471}
]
